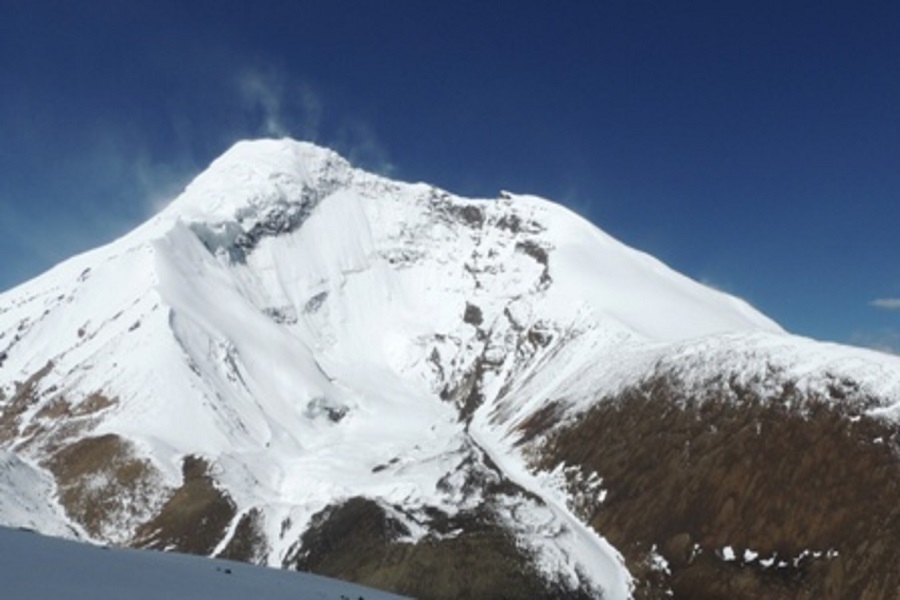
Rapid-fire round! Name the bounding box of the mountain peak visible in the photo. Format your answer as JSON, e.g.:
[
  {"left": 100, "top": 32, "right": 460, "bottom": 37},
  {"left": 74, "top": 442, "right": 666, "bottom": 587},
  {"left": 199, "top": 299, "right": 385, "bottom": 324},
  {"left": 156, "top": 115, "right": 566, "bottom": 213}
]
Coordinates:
[{"left": 161, "top": 138, "right": 354, "bottom": 222}]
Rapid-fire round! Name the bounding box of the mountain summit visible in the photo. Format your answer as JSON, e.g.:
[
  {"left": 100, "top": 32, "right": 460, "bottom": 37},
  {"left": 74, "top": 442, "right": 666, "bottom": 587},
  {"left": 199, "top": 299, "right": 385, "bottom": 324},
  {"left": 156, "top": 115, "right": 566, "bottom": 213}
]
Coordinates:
[{"left": 2, "top": 138, "right": 900, "bottom": 599}]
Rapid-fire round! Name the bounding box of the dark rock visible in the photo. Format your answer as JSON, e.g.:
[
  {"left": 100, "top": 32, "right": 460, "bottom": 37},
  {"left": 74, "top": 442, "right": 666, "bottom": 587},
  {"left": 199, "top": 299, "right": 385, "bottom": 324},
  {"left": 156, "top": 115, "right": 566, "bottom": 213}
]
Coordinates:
[
  {"left": 463, "top": 303, "right": 483, "bottom": 327},
  {"left": 514, "top": 240, "right": 552, "bottom": 286},
  {"left": 303, "top": 292, "right": 328, "bottom": 314}
]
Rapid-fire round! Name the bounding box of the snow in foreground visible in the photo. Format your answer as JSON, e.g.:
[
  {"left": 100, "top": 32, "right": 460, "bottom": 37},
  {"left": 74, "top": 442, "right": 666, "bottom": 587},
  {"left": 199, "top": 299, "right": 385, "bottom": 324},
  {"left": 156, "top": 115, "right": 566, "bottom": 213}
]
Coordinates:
[{"left": 0, "top": 526, "right": 409, "bottom": 600}]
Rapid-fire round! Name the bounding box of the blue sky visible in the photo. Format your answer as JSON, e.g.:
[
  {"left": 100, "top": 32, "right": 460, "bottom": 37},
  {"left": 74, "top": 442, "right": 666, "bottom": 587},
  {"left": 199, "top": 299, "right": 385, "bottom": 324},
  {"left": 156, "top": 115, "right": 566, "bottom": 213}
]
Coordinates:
[{"left": 1, "top": 1, "right": 898, "bottom": 351}]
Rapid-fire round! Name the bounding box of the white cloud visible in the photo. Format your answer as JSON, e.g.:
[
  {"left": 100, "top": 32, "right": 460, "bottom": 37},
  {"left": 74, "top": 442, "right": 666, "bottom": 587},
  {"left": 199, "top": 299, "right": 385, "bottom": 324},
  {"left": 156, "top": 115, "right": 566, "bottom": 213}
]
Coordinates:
[{"left": 870, "top": 298, "right": 900, "bottom": 310}]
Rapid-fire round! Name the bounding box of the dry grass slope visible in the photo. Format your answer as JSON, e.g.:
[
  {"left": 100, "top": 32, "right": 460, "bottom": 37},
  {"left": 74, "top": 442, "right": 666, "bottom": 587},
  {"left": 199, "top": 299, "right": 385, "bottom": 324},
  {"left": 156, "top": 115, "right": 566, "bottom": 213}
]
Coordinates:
[
  {"left": 538, "top": 374, "right": 900, "bottom": 599},
  {"left": 45, "top": 433, "right": 163, "bottom": 540},
  {"left": 134, "top": 455, "right": 236, "bottom": 555}
]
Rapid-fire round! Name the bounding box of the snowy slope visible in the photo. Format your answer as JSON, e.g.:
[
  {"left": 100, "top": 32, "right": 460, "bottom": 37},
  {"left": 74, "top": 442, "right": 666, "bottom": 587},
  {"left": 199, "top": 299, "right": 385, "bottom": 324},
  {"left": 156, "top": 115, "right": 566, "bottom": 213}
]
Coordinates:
[
  {"left": 2, "top": 138, "right": 900, "bottom": 598},
  {"left": 0, "top": 526, "right": 408, "bottom": 600},
  {"left": 0, "top": 452, "right": 79, "bottom": 538}
]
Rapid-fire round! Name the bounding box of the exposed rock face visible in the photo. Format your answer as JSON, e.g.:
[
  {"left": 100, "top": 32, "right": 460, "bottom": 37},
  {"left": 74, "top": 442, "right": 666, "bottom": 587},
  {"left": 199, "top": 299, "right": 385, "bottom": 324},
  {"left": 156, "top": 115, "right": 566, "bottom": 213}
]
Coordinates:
[{"left": 536, "top": 373, "right": 900, "bottom": 599}]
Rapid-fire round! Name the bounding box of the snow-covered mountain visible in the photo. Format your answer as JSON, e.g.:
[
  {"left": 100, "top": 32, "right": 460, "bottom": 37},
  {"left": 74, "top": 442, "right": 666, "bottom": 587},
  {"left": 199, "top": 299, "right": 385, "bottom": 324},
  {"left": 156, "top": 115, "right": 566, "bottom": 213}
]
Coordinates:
[{"left": 2, "top": 138, "right": 900, "bottom": 599}]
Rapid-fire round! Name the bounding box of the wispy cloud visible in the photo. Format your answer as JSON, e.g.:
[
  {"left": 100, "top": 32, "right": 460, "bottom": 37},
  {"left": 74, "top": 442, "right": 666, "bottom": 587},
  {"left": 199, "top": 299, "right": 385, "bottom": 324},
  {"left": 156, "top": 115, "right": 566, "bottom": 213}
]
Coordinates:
[
  {"left": 130, "top": 152, "right": 196, "bottom": 216},
  {"left": 0, "top": 125, "right": 198, "bottom": 289},
  {"left": 870, "top": 298, "right": 900, "bottom": 310},
  {"left": 295, "top": 81, "right": 324, "bottom": 141},
  {"left": 237, "top": 66, "right": 289, "bottom": 137},
  {"left": 1, "top": 57, "right": 396, "bottom": 292},
  {"left": 233, "top": 64, "right": 393, "bottom": 173},
  {"left": 334, "top": 118, "right": 395, "bottom": 176},
  {"left": 76, "top": 130, "right": 198, "bottom": 218},
  {"left": 235, "top": 66, "right": 323, "bottom": 141}
]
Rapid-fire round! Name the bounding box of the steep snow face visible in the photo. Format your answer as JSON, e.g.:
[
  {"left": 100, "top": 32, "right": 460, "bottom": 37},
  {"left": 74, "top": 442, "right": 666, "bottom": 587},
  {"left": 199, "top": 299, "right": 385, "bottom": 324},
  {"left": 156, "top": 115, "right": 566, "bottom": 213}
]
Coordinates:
[{"left": 6, "top": 137, "right": 897, "bottom": 598}]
